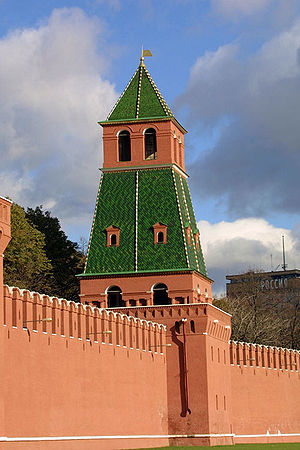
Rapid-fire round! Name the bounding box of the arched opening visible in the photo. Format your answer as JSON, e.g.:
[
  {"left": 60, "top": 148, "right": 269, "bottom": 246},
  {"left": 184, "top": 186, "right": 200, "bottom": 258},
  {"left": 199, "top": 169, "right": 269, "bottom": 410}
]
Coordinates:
[
  {"left": 110, "top": 234, "right": 117, "bottom": 246},
  {"left": 153, "top": 283, "right": 170, "bottom": 306},
  {"left": 107, "top": 286, "right": 125, "bottom": 308},
  {"left": 157, "top": 231, "right": 164, "bottom": 243},
  {"left": 145, "top": 128, "right": 157, "bottom": 160},
  {"left": 118, "top": 130, "right": 131, "bottom": 161}
]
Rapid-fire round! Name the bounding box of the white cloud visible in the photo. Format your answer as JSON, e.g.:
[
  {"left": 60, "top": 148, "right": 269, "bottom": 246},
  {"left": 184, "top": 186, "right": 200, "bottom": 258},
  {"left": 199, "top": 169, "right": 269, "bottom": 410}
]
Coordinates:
[
  {"left": 198, "top": 218, "right": 300, "bottom": 294},
  {"left": 0, "top": 7, "right": 118, "bottom": 223},
  {"left": 212, "top": 0, "right": 271, "bottom": 19}
]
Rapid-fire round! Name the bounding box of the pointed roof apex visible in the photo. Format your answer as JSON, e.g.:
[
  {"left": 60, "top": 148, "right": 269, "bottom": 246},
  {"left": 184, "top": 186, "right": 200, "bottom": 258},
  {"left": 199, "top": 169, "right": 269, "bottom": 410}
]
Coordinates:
[{"left": 105, "top": 61, "right": 175, "bottom": 123}]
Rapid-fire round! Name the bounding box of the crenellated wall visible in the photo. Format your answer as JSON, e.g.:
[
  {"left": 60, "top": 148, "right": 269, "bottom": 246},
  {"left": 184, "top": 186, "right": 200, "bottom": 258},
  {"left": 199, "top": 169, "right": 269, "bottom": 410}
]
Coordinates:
[
  {"left": 0, "top": 286, "right": 169, "bottom": 449},
  {"left": 113, "top": 303, "right": 233, "bottom": 447},
  {"left": 230, "top": 341, "right": 300, "bottom": 444},
  {"left": 0, "top": 196, "right": 300, "bottom": 448}
]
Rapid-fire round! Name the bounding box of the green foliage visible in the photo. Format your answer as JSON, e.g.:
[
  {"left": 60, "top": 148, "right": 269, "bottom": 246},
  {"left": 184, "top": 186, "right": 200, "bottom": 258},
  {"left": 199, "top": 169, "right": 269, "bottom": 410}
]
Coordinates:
[
  {"left": 213, "top": 297, "right": 230, "bottom": 313},
  {"left": 26, "top": 206, "right": 84, "bottom": 301},
  {"left": 4, "top": 203, "right": 53, "bottom": 293}
]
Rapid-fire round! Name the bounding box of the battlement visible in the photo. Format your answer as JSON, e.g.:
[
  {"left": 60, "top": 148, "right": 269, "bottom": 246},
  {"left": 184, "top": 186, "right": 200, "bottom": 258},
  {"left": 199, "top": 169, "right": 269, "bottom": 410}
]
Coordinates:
[
  {"left": 112, "top": 302, "right": 232, "bottom": 341},
  {"left": 2, "top": 285, "right": 167, "bottom": 353},
  {"left": 230, "top": 340, "right": 300, "bottom": 371}
]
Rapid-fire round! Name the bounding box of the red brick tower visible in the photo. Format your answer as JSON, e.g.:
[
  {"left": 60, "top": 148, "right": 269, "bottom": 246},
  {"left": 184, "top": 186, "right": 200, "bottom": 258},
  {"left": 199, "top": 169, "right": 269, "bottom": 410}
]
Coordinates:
[
  {"left": 80, "top": 57, "right": 234, "bottom": 446},
  {"left": 80, "top": 56, "right": 212, "bottom": 308},
  {"left": 0, "top": 197, "right": 11, "bottom": 310}
]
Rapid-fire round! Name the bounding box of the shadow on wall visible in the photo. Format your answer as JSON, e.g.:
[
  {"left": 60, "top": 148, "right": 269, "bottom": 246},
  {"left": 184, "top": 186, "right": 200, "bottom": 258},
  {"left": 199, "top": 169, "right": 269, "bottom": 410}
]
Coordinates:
[{"left": 170, "top": 321, "right": 191, "bottom": 417}]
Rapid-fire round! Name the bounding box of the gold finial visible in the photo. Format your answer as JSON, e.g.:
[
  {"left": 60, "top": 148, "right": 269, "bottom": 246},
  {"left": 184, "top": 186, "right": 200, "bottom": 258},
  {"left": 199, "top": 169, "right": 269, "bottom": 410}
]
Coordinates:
[{"left": 140, "top": 44, "right": 152, "bottom": 66}]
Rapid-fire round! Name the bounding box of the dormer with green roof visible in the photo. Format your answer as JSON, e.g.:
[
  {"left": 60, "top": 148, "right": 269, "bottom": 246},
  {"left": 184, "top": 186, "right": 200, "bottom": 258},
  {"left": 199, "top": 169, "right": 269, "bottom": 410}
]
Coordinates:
[{"left": 79, "top": 57, "right": 213, "bottom": 309}]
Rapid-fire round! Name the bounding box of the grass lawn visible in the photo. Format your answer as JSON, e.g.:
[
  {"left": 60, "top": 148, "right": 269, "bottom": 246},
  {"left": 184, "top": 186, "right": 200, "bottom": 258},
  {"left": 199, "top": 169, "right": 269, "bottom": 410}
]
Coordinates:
[{"left": 134, "top": 444, "right": 300, "bottom": 450}]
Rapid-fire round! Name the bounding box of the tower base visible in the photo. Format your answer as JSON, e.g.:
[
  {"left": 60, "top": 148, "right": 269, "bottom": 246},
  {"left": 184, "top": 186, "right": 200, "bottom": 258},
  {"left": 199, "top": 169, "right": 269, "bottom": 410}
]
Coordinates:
[{"left": 80, "top": 270, "right": 213, "bottom": 308}]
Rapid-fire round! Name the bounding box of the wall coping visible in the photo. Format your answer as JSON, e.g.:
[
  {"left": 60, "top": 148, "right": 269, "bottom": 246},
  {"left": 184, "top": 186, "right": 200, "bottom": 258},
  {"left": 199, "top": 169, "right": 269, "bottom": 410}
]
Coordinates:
[{"left": 0, "top": 196, "right": 12, "bottom": 204}]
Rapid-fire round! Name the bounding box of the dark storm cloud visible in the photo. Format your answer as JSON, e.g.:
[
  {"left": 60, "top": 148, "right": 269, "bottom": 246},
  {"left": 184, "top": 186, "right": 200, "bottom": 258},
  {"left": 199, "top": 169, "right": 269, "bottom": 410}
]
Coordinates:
[{"left": 176, "top": 21, "right": 300, "bottom": 218}]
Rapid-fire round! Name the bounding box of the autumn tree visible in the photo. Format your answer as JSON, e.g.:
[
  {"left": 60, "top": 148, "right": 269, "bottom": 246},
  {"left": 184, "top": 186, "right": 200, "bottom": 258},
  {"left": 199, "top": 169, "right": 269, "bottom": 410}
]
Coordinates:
[
  {"left": 3, "top": 203, "right": 53, "bottom": 293},
  {"left": 214, "top": 270, "right": 300, "bottom": 349}
]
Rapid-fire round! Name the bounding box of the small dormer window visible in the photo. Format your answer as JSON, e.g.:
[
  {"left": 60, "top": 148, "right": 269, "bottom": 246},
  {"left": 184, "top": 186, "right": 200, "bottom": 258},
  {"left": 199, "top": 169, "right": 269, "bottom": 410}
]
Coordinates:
[
  {"left": 194, "top": 230, "right": 200, "bottom": 250},
  {"left": 118, "top": 130, "right": 131, "bottom": 161},
  {"left": 153, "top": 222, "right": 167, "bottom": 244},
  {"left": 144, "top": 128, "right": 157, "bottom": 160},
  {"left": 157, "top": 231, "right": 164, "bottom": 243},
  {"left": 106, "top": 225, "right": 120, "bottom": 247},
  {"left": 185, "top": 224, "right": 191, "bottom": 245}
]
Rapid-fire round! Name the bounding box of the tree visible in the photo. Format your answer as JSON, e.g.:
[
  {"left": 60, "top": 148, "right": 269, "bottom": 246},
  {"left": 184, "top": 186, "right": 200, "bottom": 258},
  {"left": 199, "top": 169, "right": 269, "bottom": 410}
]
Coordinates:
[
  {"left": 214, "top": 270, "right": 300, "bottom": 349},
  {"left": 4, "top": 203, "right": 53, "bottom": 293},
  {"left": 26, "top": 206, "right": 84, "bottom": 301}
]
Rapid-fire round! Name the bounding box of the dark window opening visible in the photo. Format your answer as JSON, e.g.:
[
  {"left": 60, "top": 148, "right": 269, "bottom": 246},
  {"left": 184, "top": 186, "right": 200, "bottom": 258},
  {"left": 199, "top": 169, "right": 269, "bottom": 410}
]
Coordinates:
[
  {"left": 153, "top": 283, "right": 170, "bottom": 306},
  {"left": 190, "top": 320, "right": 195, "bottom": 333},
  {"left": 119, "top": 130, "right": 131, "bottom": 161},
  {"left": 157, "top": 231, "right": 164, "bottom": 243},
  {"left": 175, "top": 321, "right": 180, "bottom": 334},
  {"left": 145, "top": 128, "right": 157, "bottom": 160},
  {"left": 107, "top": 286, "right": 125, "bottom": 308},
  {"left": 110, "top": 234, "right": 117, "bottom": 246}
]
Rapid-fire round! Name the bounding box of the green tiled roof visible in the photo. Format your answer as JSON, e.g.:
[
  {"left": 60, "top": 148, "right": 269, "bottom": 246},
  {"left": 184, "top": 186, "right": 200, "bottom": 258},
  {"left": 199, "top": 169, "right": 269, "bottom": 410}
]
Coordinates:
[
  {"left": 137, "top": 169, "right": 186, "bottom": 271},
  {"left": 107, "top": 63, "right": 174, "bottom": 122},
  {"left": 85, "top": 171, "right": 136, "bottom": 273},
  {"left": 176, "top": 171, "right": 207, "bottom": 275},
  {"left": 84, "top": 167, "right": 207, "bottom": 277}
]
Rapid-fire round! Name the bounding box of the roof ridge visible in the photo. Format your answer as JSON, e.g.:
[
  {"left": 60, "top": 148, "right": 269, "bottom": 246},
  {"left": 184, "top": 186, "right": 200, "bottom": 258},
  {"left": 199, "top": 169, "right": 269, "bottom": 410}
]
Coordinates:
[
  {"left": 143, "top": 65, "right": 174, "bottom": 117},
  {"left": 136, "top": 65, "right": 143, "bottom": 119},
  {"left": 106, "top": 66, "right": 139, "bottom": 120}
]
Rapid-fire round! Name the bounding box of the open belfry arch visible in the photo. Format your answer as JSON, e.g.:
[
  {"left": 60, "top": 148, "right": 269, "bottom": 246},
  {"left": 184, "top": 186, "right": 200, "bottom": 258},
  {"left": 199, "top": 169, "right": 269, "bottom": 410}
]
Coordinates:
[{"left": 79, "top": 55, "right": 212, "bottom": 309}]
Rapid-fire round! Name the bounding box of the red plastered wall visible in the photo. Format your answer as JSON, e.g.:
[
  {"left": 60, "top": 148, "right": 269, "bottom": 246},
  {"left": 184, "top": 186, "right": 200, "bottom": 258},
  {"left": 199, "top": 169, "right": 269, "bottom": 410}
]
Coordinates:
[
  {"left": 230, "top": 341, "right": 300, "bottom": 444},
  {"left": 0, "top": 288, "right": 169, "bottom": 450}
]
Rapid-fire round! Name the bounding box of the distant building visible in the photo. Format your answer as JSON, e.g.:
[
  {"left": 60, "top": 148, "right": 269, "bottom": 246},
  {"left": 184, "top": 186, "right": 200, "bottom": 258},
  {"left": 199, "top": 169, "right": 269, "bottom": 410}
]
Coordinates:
[{"left": 226, "top": 269, "right": 300, "bottom": 298}]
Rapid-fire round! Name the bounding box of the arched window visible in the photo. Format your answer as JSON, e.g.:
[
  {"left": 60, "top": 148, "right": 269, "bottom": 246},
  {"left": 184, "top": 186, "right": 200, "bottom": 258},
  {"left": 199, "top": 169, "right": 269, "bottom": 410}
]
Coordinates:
[
  {"left": 118, "top": 130, "right": 131, "bottom": 161},
  {"left": 144, "top": 128, "right": 157, "bottom": 160},
  {"left": 110, "top": 234, "right": 117, "bottom": 246},
  {"left": 107, "top": 286, "right": 125, "bottom": 308},
  {"left": 152, "top": 283, "right": 170, "bottom": 306},
  {"left": 153, "top": 222, "right": 167, "bottom": 244},
  {"left": 157, "top": 231, "right": 164, "bottom": 243}
]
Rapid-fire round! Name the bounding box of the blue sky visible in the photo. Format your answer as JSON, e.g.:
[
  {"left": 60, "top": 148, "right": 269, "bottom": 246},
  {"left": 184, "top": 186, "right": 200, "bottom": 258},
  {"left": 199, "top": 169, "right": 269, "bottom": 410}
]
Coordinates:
[{"left": 1, "top": 0, "right": 300, "bottom": 292}]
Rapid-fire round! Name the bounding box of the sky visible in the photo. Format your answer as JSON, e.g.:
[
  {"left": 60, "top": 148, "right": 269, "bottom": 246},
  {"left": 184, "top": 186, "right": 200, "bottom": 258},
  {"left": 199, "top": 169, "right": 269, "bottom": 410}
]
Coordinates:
[{"left": 0, "top": 0, "right": 299, "bottom": 293}]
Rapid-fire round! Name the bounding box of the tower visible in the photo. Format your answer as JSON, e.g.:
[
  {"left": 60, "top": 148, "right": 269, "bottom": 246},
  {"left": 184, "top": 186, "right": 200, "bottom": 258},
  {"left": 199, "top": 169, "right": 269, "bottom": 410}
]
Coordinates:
[
  {"left": 0, "top": 197, "right": 11, "bottom": 310},
  {"left": 79, "top": 57, "right": 213, "bottom": 308}
]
